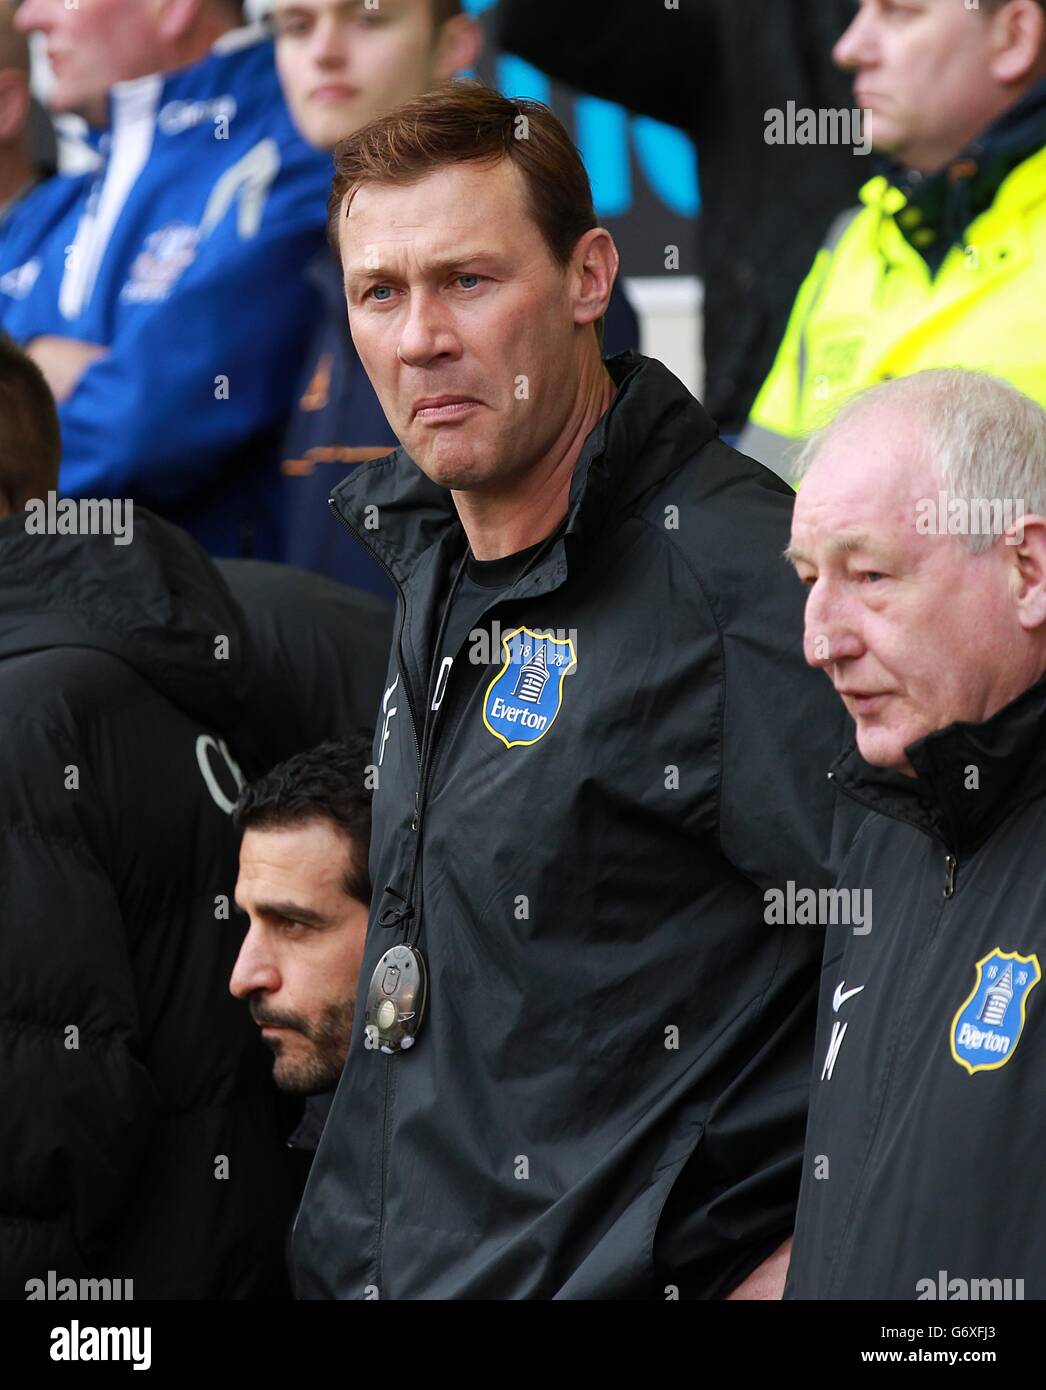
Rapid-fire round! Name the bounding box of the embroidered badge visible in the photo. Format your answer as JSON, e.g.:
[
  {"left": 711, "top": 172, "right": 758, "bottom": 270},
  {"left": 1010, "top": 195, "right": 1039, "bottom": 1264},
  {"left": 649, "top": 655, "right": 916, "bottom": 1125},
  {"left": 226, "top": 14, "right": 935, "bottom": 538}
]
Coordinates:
[
  {"left": 950, "top": 949, "right": 1041, "bottom": 1075},
  {"left": 120, "top": 224, "right": 199, "bottom": 305},
  {"left": 482, "top": 626, "right": 576, "bottom": 749}
]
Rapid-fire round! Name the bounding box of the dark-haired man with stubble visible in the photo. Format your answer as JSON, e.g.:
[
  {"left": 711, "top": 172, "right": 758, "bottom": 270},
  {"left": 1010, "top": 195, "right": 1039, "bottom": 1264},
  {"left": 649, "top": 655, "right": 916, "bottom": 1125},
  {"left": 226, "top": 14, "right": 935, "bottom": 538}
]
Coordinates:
[
  {"left": 231, "top": 736, "right": 374, "bottom": 1161},
  {"left": 291, "top": 83, "right": 856, "bottom": 1301}
]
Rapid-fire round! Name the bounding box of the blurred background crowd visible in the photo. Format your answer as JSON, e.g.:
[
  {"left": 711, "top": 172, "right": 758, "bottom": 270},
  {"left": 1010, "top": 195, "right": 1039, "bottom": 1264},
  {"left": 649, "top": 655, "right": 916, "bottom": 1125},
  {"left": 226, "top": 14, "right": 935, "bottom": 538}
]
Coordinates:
[{"left": 5, "top": 0, "right": 1041, "bottom": 572}]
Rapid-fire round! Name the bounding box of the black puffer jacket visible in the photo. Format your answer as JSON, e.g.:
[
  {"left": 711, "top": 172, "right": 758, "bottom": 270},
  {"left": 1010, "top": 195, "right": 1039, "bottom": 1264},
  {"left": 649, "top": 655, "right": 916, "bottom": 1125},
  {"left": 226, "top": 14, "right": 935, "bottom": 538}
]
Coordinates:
[
  {"left": 293, "top": 352, "right": 856, "bottom": 1299},
  {"left": 216, "top": 558, "right": 393, "bottom": 757},
  {"left": 0, "top": 510, "right": 297, "bottom": 1298}
]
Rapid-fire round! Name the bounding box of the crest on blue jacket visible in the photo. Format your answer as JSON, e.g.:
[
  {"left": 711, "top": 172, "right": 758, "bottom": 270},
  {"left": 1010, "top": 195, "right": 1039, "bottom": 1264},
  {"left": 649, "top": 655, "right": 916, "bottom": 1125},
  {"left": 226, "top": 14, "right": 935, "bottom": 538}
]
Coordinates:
[
  {"left": 121, "top": 223, "right": 199, "bottom": 305},
  {"left": 950, "top": 949, "right": 1041, "bottom": 1075},
  {"left": 482, "top": 626, "right": 576, "bottom": 749}
]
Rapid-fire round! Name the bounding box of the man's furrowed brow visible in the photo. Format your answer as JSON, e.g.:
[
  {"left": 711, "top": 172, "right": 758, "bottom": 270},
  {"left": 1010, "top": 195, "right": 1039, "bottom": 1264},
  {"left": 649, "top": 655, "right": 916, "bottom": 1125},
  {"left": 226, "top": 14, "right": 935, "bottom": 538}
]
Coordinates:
[
  {"left": 255, "top": 900, "right": 329, "bottom": 926},
  {"left": 831, "top": 530, "right": 873, "bottom": 554},
  {"left": 783, "top": 530, "right": 879, "bottom": 567},
  {"left": 346, "top": 249, "right": 507, "bottom": 281},
  {"left": 426, "top": 250, "right": 508, "bottom": 273}
]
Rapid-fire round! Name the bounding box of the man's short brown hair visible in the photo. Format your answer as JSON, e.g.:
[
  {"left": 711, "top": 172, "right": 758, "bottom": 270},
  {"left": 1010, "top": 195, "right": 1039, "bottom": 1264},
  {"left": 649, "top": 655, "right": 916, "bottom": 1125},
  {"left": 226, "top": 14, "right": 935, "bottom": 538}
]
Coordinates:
[
  {"left": 0, "top": 336, "right": 61, "bottom": 513},
  {"left": 327, "top": 79, "right": 598, "bottom": 273}
]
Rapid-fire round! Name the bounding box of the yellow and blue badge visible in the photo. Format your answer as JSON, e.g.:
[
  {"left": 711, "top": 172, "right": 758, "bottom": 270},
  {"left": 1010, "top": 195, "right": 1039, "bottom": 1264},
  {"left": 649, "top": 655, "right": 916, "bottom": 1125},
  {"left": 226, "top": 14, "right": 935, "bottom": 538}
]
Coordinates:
[
  {"left": 482, "top": 626, "right": 576, "bottom": 749},
  {"left": 950, "top": 949, "right": 1041, "bottom": 1075}
]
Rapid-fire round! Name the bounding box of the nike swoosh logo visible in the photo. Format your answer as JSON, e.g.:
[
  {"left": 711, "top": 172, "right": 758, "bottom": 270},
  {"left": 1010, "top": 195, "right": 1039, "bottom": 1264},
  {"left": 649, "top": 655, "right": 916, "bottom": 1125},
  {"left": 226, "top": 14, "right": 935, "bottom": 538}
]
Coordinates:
[{"left": 833, "top": 981, "right": 865, "bottom": 1013}]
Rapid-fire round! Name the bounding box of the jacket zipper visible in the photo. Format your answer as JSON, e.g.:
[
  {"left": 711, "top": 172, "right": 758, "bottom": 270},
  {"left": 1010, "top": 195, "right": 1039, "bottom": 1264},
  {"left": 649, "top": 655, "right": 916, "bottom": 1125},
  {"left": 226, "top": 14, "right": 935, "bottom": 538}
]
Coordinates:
[
  {"left": 330, "top": 499, "right": 564, "bottom": 1291},
  {"left": 330, "top": 498, "right": 424, "bottom": 1296},
  {"left": 944, "top": 852, "right": 957, "bottom": 898},
  {"left": 825, "top": 773, "right": 959, "bottom": 1292},
  {"left": 829, "top": 770, "right": 960, "bottom": 897}
]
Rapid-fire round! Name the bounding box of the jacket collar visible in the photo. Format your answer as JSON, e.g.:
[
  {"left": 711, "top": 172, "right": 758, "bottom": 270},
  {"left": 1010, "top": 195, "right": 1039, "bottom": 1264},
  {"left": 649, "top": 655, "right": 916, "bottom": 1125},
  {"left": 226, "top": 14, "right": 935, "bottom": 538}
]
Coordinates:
[
  {"left": 100, "top": 24, "right": 270, "bottom": 133},
  {"left": 328, "top": 351, "right": 717, "bottom": 593},
  {"left": 287, "top": 1089, "right": 334, "bottom": 1154},
  {"left": 868, "top": 72, "right": 1046, "bottom": 274},
  {"left": 832, "top": 674, "right": 1046, "bottom": 856}
]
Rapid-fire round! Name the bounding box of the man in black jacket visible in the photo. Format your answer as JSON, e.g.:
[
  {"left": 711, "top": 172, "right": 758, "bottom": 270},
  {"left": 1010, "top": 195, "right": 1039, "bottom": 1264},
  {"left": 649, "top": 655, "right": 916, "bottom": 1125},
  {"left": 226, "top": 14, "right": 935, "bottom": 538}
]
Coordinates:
[
  {"left": 291, "top": 83, "right": 854, "bottom": 1300},
  {"left": 0, "top": 338, "right": 383, "bottom": 1297},
  {"left": 497, "top": 0, "right": 864, "bottom": 435},
  {"left": 785, "top": 369, "right": 1046, "bottom": 1299}
]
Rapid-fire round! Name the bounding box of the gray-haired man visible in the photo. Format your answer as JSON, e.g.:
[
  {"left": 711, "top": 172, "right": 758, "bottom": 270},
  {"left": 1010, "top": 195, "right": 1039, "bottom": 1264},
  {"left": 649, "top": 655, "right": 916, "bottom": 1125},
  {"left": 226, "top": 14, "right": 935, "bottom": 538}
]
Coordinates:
[{"left": 785, "top": 369, "right": 1046, "bottom": 1299}]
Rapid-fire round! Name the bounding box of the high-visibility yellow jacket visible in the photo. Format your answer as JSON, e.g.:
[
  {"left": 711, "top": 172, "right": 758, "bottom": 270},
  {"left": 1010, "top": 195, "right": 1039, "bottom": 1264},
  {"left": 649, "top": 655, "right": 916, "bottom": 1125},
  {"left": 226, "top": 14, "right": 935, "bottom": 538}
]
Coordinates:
[{"left": 740, "top": 145, "right": 1046, "bottom": 481}]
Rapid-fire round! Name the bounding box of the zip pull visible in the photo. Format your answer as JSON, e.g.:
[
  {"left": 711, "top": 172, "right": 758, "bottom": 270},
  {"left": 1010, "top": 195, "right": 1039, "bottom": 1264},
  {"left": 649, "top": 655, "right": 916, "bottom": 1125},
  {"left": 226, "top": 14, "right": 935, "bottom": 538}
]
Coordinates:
[
  {"left": 376, "top": 884, "right": 414, "bottom": 931},
  {"left": 411, "top": 789, "right": 419, "bottom": 832},
  {"left": 944, "top": 853, "right": 957, "bottom": 899}
]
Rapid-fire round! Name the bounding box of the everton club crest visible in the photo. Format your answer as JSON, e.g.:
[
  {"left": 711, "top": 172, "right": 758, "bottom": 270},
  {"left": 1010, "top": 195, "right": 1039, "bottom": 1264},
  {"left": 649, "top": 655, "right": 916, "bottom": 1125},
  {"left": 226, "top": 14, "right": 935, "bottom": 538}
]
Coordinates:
[
  {"left": 482, "top": 626, "right": 576, "bottom": 749},
  {"left": 950, "top": 948, "right": 1041, "bottom": 1075}
]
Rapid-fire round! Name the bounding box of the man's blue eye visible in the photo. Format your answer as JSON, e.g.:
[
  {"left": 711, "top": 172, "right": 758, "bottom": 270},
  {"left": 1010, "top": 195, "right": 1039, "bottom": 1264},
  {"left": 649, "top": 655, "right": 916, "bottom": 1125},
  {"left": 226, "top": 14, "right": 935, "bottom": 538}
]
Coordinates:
[
  {"left": 457, "top": 274, "right": 480, "bottom": 290},
  {"left": 371, "top": 286, "right": 393, "bottom": 301}
]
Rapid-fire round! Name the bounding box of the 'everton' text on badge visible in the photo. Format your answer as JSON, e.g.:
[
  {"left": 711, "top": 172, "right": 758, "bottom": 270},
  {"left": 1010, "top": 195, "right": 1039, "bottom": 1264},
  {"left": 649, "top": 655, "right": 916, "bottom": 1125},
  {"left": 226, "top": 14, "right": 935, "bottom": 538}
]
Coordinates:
[
  {"left": 950, "top": 948, "right": 1041, "bottom": 1075},
  {"left": 482, "top": 626, "right": 576, "bottom": 749}
]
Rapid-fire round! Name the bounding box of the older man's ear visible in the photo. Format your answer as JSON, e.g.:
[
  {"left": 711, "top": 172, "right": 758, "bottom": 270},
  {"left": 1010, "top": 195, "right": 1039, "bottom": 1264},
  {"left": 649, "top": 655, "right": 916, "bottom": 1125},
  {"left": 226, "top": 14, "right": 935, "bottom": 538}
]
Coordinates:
[{"left": 1009, "top": 515, "right": 1046, "bottom": 632}]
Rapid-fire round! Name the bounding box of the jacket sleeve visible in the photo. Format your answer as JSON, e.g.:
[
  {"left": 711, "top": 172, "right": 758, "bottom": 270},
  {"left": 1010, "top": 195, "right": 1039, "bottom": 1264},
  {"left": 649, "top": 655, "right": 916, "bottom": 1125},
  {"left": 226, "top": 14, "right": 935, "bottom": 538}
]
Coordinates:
[
  {"left": 56, "top": 208, "right": 323, "bottom": 510},
  {"left": 496, "top": 0, "right": 707, "bottom": 129},
  {"left": 714, "top": 475, "right": 854, "bottom": 892},
  {"left": 651, "top": 463, "right": 858, "bottom": 1296},
  {"left": 0, "top": 708, "right": 159, "bottom": 1294},
  {"left": 0, "top": 174, "right": 79, "bottom": 335}
]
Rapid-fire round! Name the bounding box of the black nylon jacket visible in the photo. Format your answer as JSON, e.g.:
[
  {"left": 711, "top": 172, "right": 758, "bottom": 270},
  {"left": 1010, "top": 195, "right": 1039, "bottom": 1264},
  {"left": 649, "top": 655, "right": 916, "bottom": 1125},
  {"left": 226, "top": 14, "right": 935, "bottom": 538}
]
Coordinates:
[
  {"left": 293, "top": 353, "right": 853, "bottom": 1299},
  {"left": 787, "top": 677, "right": 1046, "bottom": 1300},
  {"left": 0, "top": 511, "right": 298, "bottom": 1298}
]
